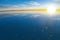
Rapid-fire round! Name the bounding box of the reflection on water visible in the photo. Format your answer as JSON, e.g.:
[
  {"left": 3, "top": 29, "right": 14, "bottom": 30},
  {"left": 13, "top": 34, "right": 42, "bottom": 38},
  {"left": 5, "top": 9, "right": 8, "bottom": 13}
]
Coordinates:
[{"left": 0, "top": 13, "right": 60, "bottom": 40}]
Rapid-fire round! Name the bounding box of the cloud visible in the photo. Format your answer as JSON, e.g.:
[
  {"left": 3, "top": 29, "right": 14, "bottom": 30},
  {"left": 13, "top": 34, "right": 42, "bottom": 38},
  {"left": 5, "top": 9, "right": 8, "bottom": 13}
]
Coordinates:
[
  {"left": 0, "top": 1, "right": 41, "bottom": 8},
  {"left": 0, "top": 1, "right": 59, "bottom": 13},
  {"left": 28, "top": 1, "right": 40, "bottom": 6},
  {"left": 52, "top": 0, "right": 60, "bottom": 4},
  {"left": 0, "top": 1, "right": 41, "bottom": 11}
]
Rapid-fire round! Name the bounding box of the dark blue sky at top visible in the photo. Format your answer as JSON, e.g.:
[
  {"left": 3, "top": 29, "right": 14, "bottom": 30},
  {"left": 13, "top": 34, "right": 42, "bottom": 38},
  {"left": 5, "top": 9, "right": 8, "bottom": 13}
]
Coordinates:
[{"left": 0, "top": 0, "right": 51, "bottom": 5}]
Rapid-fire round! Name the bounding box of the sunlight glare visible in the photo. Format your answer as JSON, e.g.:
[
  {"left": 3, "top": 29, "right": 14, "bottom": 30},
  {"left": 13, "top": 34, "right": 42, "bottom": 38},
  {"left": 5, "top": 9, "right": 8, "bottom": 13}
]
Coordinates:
[{"left": 46, "top": 4, "right": 56, "bottom": 16}]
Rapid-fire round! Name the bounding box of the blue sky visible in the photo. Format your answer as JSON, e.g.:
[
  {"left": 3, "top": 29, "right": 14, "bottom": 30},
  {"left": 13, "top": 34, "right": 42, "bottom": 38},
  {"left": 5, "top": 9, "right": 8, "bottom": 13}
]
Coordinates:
[
  {"left": 0, "top": 0, "right": 60, "bottom": 6},
  {"left": 0, "top": 0, "right": 51, "bottom": 5},
  {"left": 0, "top": 0, "right": 53, "bottom": 8}
]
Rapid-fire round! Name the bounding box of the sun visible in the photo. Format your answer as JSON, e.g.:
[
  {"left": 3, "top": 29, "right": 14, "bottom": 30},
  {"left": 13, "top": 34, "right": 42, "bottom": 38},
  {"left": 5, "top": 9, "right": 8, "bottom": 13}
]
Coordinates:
[{"left": 46, "top": 4, "right": 56, "bottom": 16}]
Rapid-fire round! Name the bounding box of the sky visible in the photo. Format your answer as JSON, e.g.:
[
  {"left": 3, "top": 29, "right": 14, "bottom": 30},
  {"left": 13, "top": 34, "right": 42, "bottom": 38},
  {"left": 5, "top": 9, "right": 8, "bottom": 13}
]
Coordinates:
[
  {"left": 0, "top": 0, "right": 51, "bottom": 4},
  {"left": 0, "top": 0, "right": 59, "bottom": 7},
  {"left": 0, "top": 0, "right": 60, "bottom": 12}
]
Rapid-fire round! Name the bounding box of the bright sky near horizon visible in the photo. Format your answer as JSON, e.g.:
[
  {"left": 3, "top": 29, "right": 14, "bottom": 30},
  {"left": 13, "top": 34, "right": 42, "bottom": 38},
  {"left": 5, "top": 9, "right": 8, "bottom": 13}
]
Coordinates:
[{"left": 0, "top": 0, "right": 60, "bottom": 13}]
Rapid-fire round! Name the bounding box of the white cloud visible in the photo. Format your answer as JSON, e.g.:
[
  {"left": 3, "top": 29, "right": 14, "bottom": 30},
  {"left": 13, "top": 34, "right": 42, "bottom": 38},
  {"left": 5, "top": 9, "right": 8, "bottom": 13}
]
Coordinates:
[
  {"left": 0, "top": 1, "right": 59, "bottom": 13},
  {"left": 0, "top": 1, "right": 42, "bottom": 11},
  {"left": 52, "top": 0, "right": 60, "bottom": 4},
  {"left": 28, "top": 1, "right": 40, "bottom": 6}
]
